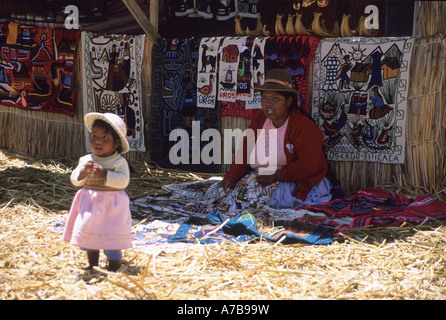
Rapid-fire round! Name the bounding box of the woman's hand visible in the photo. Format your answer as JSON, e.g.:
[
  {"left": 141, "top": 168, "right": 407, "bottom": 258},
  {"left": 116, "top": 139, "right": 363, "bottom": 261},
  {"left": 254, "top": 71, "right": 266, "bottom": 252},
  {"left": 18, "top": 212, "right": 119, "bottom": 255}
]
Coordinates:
[
  {"left": 219, "top": 178, "right": 237, "bottom": 192},
  {"left": 256, "top": 170, "right": 281, "bottom": 185}
]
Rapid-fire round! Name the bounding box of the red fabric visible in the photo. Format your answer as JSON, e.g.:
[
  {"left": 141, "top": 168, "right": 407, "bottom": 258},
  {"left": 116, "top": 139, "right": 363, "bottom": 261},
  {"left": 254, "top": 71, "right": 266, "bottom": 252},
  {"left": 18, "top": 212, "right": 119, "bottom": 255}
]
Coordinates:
[
  {"left": 220, "top": 101, "right": 263, "bottom": 120},
  {"left": 224, "top": 109, "right": 328, "bottom": 201},
  {"left": 303, "top": 187, "right": 446, "bottom": 229},
  {"left": 0, "top": 23, "right": 79, "bottom": 116}
]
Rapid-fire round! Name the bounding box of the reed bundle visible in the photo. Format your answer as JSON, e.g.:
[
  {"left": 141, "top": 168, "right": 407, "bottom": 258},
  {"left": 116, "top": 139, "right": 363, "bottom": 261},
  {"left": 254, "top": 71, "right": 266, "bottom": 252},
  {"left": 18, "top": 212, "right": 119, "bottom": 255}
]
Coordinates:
[
  {"left": 1, "top": 149, "right": 446, "bottom": 300},
  {"left": 417, "top": 1, "right": 446, "bottom": 39}
]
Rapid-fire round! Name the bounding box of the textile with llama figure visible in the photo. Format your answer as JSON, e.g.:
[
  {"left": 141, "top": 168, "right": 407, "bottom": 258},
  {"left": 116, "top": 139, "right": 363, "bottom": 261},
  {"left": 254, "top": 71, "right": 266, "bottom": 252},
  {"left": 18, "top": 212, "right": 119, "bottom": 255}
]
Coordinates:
[{"left": 312, "top": 37, "right": 414, "bottom": 164}]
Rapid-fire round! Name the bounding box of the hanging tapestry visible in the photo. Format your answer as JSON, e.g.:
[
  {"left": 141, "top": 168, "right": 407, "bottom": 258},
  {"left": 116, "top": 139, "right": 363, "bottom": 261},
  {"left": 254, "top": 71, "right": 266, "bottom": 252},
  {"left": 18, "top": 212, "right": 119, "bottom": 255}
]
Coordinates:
[
  {"left": 197, "top": 37, "right": 221, "bottom": 108},
  {"left": 218, "top": 37, "right": 266, "bottom": 119},
  {"left": 312, "top": 37, "right": 414, "bottom": 164},
  {"left": 149, "top": 38, "right": 221, "bottom": 173},
  {"left": 264, "top": 36, "right": 320, "bottom": 113},
  {"left": 0, "top": 22, "right": 79, "bottom": 116},
  {"left": 81, "top": 32, "right": 146, "bottom": 152},
  {"left": 247, "top": 36, "right": 266, "bottom": 110},
  {"left": 235, "top": 36, "right": 254, "bottom": 102},
  {"left": 217, "top": 36, "right": 244, "bottom": 102}
]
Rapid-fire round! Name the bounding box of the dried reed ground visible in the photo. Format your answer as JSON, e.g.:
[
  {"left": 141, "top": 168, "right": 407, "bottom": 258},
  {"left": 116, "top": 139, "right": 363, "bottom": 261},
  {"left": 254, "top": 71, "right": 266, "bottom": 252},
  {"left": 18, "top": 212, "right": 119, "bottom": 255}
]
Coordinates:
[{"left": 0, "top": 149, "right": 445, "bottom": 300}]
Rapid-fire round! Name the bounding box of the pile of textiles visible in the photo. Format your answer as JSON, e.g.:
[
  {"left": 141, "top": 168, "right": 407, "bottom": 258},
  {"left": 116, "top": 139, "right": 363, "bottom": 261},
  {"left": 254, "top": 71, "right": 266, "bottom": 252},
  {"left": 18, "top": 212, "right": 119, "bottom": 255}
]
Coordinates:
[{"left": 130, "top": 176, "right": 446, "bottom": 250}]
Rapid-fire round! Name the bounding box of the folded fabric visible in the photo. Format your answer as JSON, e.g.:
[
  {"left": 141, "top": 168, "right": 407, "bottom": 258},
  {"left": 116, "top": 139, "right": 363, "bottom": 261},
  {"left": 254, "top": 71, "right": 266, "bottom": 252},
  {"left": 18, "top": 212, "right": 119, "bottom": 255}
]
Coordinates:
[{"left": 304, "top": 187, "right": 446, "bottom": 229}]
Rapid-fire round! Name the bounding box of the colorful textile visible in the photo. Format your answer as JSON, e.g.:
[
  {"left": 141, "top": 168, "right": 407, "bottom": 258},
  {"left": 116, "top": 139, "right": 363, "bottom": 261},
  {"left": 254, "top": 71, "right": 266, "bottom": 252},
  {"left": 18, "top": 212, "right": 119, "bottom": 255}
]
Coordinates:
[
  {"left": 167, "top": 209, "right": 333, "bottom": 245},
  {"left": 197, "top": 37, "right": 221, "bottom": 108},
  {"left": 217, "top": 37, "right": 244, "bottom": 102},
  {"left": 303, "top": 188, "right": 446, "bottom": 230},
  {"left": 312, "top": 37, "right": 414, "bottom": 164},
  {"left": 131, "top": 175, "right": 446, "bottom": 246},
  {"left": 264, "top": 36, "right": 321, "bottom": 113},
  {"left": 130, "top": 175, "right": 334, "bottom": 245},
  {"left": 248, "top": 36, "right": 266, "bottom": 109},
  {"left": 235, "top": 37, "right": 254, "bottom": 102},
  {"left": 0, "top": 22, "right": 79, "bottom": 116},
  {"left": 81, "top": 32, "right": 146, "bottom": 151},
  {"left": 149, "top": 38, "right": 220, "bottom": 172},
  {"left": 220, "top": 100, "right": 262, "bottom": 119}
]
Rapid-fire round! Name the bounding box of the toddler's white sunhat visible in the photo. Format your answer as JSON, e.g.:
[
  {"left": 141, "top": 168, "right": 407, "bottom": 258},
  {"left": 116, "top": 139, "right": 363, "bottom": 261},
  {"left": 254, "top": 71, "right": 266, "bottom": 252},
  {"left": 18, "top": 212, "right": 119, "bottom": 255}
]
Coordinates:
[{"left": 84, "top": 112, "right": 130, "bottom": 154}]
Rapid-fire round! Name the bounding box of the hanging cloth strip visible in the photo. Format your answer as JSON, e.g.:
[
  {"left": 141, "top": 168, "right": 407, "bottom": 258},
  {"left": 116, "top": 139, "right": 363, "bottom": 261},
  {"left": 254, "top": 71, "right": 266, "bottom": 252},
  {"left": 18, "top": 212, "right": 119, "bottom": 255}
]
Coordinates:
[
  {"left": 217, "top": 36, "right": 245, "bottom": 102},
  {"left": 197, "top": 37, "right": 222, "bottom": 108},
  {"left": 236, "top": 37, "right": 254, "bottom": 102},
  {"left": 246, "top": 36, "right": 267, "bottom": 110}
]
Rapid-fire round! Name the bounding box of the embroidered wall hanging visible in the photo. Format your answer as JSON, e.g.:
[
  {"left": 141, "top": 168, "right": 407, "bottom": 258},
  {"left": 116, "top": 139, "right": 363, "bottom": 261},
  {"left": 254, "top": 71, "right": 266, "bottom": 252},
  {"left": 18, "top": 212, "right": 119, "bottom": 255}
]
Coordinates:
[
  {"left": 247, "top": 36, "right": 266, "bottom": 110},
  {"left": 217, "top": 36, "right": 244, "bottom": 102},
  {"left": 197, "top": 37, "right": 221, "bottom": 108},
  {"left": 81, "top": 32, "right": 146, "bottom": 152},
  {"left": 312, "top": 37, "right": 414, "bottom": 164},
  {"left": 0, "top": 22, "right": 79, "bottom": 116},
  {"left": 149, "top": 38, "right": 220, "bottom": 173}
]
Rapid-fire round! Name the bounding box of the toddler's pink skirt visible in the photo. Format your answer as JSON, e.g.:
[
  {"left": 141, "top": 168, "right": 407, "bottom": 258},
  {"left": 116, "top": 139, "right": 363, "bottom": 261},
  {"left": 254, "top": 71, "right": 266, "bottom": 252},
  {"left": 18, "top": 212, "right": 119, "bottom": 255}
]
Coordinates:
[{"left": 63, "top": 189, "right": 133, "bottom": 250}]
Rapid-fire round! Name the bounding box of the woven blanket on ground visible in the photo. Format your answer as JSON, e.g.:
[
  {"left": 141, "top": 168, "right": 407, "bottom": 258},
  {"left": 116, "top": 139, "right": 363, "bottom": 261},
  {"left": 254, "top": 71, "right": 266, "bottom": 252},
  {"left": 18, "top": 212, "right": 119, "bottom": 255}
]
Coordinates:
[
  {"left": 130, "top": 174, "right": 333, "bottom": 246},
  {"left": 0, "top": 21, "right": 79, "bottom": 116},
  {"left": 130, "top": 178, "right": 446, "bottom": 247},
  {"left": 302, "top": 188, "right": 446, "bottom": 232},
  {"left": 312, "top": 37, "right": 414, "bottom": 164},
  {"left": 149, "top": 38, "right": 220, "bottom": 173},
  {"left": 81, "top": 32, "right": 146, "bottom": 151}
]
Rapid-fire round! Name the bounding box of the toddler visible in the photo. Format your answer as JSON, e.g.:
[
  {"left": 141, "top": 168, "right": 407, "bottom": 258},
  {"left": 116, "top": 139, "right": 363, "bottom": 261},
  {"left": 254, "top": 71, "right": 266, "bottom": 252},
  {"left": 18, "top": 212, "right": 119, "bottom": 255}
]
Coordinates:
[{"left": 63, "top": 112, "right": 132, "bottom": 271}]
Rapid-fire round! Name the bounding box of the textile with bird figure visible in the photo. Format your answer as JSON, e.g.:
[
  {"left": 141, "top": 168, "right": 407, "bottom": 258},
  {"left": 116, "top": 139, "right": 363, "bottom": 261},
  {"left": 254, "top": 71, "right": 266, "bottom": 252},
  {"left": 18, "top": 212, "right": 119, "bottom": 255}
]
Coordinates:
[
  {"left": 312, "top": 37, "right": 414, "bottom": 164},
  {"left": 81, "top": 32, "right": 146, "bottom": 151},
  {"left": 197, "top": 37, "right": 221, "bottom": 108},
  {"left": 149, "top": 38, "right": 220, "bottom": 172},
  {"left": 0, "top": 21, "right": 79, "bottom": 116}
]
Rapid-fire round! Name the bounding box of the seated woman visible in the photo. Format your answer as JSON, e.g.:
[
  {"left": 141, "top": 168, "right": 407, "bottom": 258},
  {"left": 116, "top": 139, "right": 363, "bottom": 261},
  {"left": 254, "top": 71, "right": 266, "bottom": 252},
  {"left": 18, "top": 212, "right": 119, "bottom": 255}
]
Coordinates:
[{"left": 220, "top": 69, "right": 333, "bottom": 209}]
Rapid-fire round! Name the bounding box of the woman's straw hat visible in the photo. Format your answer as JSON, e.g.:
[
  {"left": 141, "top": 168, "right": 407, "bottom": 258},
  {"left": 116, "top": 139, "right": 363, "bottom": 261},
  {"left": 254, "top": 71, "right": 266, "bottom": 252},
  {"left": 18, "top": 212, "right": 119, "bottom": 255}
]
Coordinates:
[
  {"left": 255, "top": 68, "right": 299, "bottom": 94},
  {"left": 84, "top": 112, "right": 130, "bottom": 154}
]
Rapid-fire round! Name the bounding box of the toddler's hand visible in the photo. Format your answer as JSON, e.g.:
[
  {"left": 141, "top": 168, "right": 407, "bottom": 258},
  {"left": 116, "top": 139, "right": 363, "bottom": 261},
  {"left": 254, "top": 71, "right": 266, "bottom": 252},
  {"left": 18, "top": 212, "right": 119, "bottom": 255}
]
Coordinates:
[
  {"left": 92, "top": 163, "right": 107, "bottom": 179},
  {"left": 77, "top": 160, "right": 95, "bottom": 181}
]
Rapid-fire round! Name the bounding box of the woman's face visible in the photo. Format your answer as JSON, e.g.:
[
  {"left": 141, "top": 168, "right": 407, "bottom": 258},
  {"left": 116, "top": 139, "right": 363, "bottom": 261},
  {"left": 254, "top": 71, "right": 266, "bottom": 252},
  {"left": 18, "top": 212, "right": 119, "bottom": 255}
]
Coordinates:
[{"left": 261, "top": 91, "right": 292, "bottom": 127}]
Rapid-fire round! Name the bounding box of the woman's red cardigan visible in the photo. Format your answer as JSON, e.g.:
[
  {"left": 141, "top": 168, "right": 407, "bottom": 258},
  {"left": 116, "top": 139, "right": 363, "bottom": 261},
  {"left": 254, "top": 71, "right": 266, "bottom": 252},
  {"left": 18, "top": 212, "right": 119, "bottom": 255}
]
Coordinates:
[{"left": 224, "top": 109, "right": 328, "bottom": 201}]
